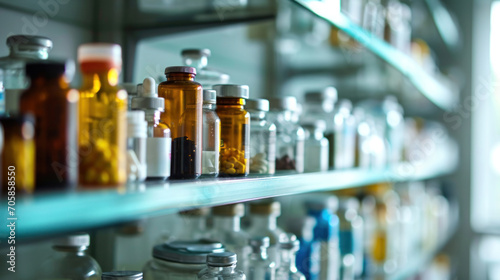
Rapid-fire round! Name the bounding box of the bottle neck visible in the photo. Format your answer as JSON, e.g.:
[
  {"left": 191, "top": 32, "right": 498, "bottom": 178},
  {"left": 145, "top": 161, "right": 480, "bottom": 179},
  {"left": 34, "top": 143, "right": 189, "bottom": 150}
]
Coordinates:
[
  {"left": 53, "top": 246, "right": 87, "bottom": 257},
  {"left": 165, "top": 73, "right": 196, "bottom": 81},
  {"left": 145, "top": 111, "right": 161, "bottom": 125},
  {"left": 183, "top": 55, "right": 208, "bottom": 70},
  {"left": 180, "top": 215, "right": 206, "bottom": 231},
  {"left": 28, "top": 75, "right": 68, "bottom": 89},
  {"left": 217, "top": 98, "right": 245, "bottom": 109},
  {"left": 9, "top": 46, "right": 50, "bottom": 60},
  {"left": 304, "top": 128, "right": 325, "bottom": 140},
  {"left": 213, "top": 216, "right": 241, "bottom": 232},
  {"left": 203, "top": 102, "right": 215, "bottom": 110},
  {"left": 81, "top": 67, "right": 120, "bottom": 87},
  {"left": 251, "top": 215, "right": 278, "bottom": 230},
  {"left": 251, "top": 246, "right": 269, "bottom": 259},
  {"left": 206, "top": 264, "right": 237, "bottom": 274},
  {"left": 279, "top": 248, "right": 298, "bottom": 271},
  {"left": 249, "top": 110, "right": 266, "bottom": 121}
]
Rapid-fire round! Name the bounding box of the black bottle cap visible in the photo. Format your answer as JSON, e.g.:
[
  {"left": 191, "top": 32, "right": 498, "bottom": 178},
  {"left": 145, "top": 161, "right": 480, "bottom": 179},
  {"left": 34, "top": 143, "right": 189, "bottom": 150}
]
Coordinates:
[{"left": 25, "top": 61, "right": 67, "bottom": 79}]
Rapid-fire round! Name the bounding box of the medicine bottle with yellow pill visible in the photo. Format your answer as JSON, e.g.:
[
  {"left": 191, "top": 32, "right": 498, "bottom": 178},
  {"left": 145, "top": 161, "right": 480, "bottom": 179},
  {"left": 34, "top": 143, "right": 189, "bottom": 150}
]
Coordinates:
[
  {"left": 77, "top": 44, "right": 127, "bottom": 187},
  {"left": 214, "top": 84, "right": 250, "bottom": 177}
]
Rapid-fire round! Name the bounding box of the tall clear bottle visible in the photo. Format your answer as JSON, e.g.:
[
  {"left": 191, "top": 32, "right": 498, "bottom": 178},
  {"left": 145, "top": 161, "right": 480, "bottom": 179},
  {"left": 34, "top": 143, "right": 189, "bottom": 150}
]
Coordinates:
[
  {"left": 332, "top": 100, "right": 356, "bottom": 169},
  {"left": 202, "top": 89, "right": 220, "bottom": 177},
  {"left": 214, "top": 84, "right": 250, "bottom": 177},
  {"left": 40, "top": 233, "right": 102, "bottom": 280},
  {"left": 198, "top": 252, "right": 246, "bottom": 280},
  {"left": 131, "top": 77, "right": 171, "bottom": 180},
  {"left": 246, "top": 98, "right": 276, "bottom": 175},
  {"left": 246, "top": 237, "right": 276, "bottom": 280},
  {"left": 301, "top": 120, "right": 329, "bottom": 172},
  {"left": 269, "top": 97, "right": 305, "bottom": 173},
  {"left": 78, "top": 43, "right": 127, "bottom": 186},
  {"left": 337, "top": 197, "right": 364, "bottom": 279},
  {"left": 181, "top": 49, "right": 230, "bottom": 88},
  {"left": 158, "top": 66, "right": 202, "bottom": 179},
  {"left": 20, "top": 61, "right": 78, "bottom": 188},
  {"left": 276, "top": 234, "right": 305, "bottom": 280},
  {"left": 208, "top": 203, "right": 251, "bottom": 272},
  {"left": 247, "top": 201, "right": 285, "bottom": 266},
  {"left": 0, "top": 35, "right": 52, "bottom": 115}
]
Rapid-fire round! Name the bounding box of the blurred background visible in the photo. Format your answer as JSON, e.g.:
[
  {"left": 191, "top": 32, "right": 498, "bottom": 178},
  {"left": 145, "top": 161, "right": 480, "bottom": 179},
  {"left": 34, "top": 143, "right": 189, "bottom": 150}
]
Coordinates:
[{"left": 0, "top": 0, "right": 498, "bottom": 279}]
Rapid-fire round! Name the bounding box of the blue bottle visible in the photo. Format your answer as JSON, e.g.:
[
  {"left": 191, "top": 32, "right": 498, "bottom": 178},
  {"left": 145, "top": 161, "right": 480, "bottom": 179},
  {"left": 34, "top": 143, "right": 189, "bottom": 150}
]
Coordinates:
[
  {"left": 288, "top": 216, "right": 320, "bottom": 280},
  {"left": 305, "top": 196, "right": 341, "bottom": 280}
]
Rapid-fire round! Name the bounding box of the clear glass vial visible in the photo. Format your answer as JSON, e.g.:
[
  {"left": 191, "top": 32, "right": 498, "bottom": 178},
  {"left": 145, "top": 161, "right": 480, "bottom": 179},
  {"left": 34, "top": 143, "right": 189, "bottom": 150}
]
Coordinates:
[
  {"left": 102, "top": 271, "right": 143, "bottom": 280},
  {"left": 181, "top": 49, "right": 230, "bottom": 88},
  {"left": 301, "top": 120, "right": 329, "bottom": 172},
  {"left": 198, "top": 252, "right": 246, "bottom": 280},
  {"left": 268, "top": 97, "right": 305, "bottom": 173},
  {"left": 40, "top": 233, "right": 102, "bottom": 280},
  {"left": 144, "top": 239, "right": 224, "bottom": 280},
  {"left": 275, "top": 234, "right": 305, "bottom": 280},
  {"left": 202, "top": 89, "right": 220, "bottom": 177},
  {"left": 78, "top": 43, "right": 127, "bottom": 186},
  {"left": 247, "top": 201, "right": 286, "bottom": 266},
  {"left": 131, "top": 77, "right": 171, "bottom": 180},
  {"left": 208, "top": 204, "right": 251, "bottom": 272},
  {"left": 158, "top": 66, "right": 202, "bottom": 179},
  {"left": 246, "top": 98, "right": 276, "bottom": 175},
  {"left": 246, "top": 237, "right": 276, "bottom": 280},
  {"left": 214, "top": 84, "right": 250, "bottom": 177},
  {"left": 0, "top": 35, "right": 53, "bottom": 115}
]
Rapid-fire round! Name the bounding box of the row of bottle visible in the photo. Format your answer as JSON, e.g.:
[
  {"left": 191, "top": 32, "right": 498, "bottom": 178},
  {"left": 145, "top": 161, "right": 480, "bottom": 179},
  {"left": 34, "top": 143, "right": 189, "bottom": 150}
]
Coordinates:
[{"left": 37, "top": 181, "right": 453, "bottom": 280}]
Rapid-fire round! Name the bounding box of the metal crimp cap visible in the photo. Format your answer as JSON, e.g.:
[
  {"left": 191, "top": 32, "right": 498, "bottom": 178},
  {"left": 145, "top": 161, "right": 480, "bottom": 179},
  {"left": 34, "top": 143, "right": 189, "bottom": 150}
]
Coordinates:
[
  {"left": 249, "top": 236, "right": 270, "bottom": 248},
  {"left": 101, "top": 271, "right": 143, "bottom": 280},
  {"left": 207, "top": 252, "right": 237, "bottom": 266},
  {"left": 181, "top": 48, "right": 211, "bottom": 57},
  {"left": 7, "top": 35, "right": 53, "bottom": 49}
]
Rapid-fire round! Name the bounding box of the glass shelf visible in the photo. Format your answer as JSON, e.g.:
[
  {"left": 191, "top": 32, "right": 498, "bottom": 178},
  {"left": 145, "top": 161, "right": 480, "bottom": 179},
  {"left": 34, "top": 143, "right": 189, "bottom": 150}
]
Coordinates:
[
  {"left": 291, "top": 0, "right": 458, "bottom": 111},
  {"left": 0, "top": 161, "right": 456, "bottom": 240}
]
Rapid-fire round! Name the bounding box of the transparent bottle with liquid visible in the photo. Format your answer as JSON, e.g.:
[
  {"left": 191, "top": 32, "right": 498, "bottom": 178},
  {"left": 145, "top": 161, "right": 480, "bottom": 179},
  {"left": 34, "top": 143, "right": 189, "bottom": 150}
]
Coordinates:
[
  {"left": 131, "top": 77, "right": 171, "bottom": 180},
  {"left": 269, "top": 97, "right": 305, "bottom": 173},
  {"left": 78, "top": 43, "right": 127, "bottom": 186},
  {"left": 202, "top": 89, "right": 220, "bottom": 177},
  {"left": 301, "top": 120, "right": 329, "bottom": 172},
  {"left": 19, "top": 61, "right": 78, "bottom": 189},
  {"left": 208, "top": 204, "right": 251, "bottom": 272},
  {"left": 181, "top": 49, "right": 230, "bottom": 88},
  {"left": 247, "top": 201, "right": 285, "bottom": 266},
  {"left": 275, "top": 234, "right": 305, "bottom": 280},
  {"left": 0, "top": 35, "right": 53, "bottom": 115},
  {"left": 198, "top": 252, "right": 246, "bottom": 280},
  {"left": 40, "top": 233, "right": 102, "bottom": 280},
  {"left": 246, "top": 98, "right": 276, "bottom": 175},
  {"left": 158, "top": 66, "right": 202, "bottom": 179},
  {"left": 246, "top": 237, "right": 275, "bottom": 280}
]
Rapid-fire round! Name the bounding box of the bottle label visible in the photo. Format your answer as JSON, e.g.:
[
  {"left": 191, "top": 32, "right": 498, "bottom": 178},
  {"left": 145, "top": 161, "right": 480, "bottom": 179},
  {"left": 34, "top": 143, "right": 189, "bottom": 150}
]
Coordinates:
[{"left": 146, "top": 137, "right": 171, "bottom": 178}]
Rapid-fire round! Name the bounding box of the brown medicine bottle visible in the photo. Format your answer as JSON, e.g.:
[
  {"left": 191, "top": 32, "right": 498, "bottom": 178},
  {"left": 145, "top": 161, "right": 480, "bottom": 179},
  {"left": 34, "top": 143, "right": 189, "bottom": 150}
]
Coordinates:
[
  {"left": 158, "top": 66, "right": 202, "bottom": 179},
  {"left": 214, "top": 84, "right": 250, "bottom": 177},
  {"left": 19, "top": 62, "right": 78, "bottom": 189}
]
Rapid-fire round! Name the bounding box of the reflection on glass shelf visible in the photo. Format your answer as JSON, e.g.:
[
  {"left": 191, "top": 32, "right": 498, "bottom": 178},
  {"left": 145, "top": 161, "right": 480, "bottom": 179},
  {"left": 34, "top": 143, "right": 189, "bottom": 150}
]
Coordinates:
[
  {"left": 0, "top": 158, "right": 457, "bottom": 240},
  {"left": 291, "top": 0, "right": 458, "bottom": 111}
]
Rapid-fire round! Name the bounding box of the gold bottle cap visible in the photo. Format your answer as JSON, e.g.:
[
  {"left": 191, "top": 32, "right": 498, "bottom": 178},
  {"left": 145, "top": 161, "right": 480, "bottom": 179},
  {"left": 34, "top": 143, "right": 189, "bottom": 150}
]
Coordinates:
[{"left": 212, "top": 203, "right": 245, "bottom": 217}]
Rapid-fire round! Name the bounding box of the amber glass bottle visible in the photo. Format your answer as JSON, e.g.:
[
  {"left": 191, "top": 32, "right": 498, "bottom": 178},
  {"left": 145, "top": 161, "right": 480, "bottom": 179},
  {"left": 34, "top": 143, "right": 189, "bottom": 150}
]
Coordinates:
[
  {"left": 158, "top": 66, "right": 202, "bottom": 179},
  {"left": 0, "top": 115, "right": 35, "bottom": 194},
  {"left": 78, "top": 44, "right": 127, "bottom": 187},
  {"left": 20, "top": 62, "right": 78, "bottom": 188},
  {"left": 214, "top": 84, "right": 250, "bottom": 177}
]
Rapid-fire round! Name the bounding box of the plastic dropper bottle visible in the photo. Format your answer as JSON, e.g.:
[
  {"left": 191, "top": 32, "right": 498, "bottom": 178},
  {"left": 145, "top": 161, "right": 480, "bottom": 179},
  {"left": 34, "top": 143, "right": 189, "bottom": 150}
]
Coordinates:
[{"left": 131, "top": 77, "right": 171, "bottom": 180}]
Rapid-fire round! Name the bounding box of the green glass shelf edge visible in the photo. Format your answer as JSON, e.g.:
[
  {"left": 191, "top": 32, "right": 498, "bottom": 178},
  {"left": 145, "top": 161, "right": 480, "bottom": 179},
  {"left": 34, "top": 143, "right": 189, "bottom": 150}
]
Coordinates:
[
  {"left": 0, "top": 162, "right": 454, "bottom": 240},
  {"left": 291, "top": 0, "right": 457, "bottom": 111}
]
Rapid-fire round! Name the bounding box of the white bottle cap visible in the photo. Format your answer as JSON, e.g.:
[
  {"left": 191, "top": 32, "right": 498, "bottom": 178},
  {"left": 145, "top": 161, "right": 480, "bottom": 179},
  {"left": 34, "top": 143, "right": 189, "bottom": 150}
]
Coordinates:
[
  {"left": 142, "top": 77, "right": 156, "bottom": 97},
  {"left": 127, "top": 111, "right": 147, "bottom": 138},
  {"left": 53, "top": 233, "right": 90, "bottom": 247},
  {"left": 78, "top": 43, "right": 122, "bottom": 68}
]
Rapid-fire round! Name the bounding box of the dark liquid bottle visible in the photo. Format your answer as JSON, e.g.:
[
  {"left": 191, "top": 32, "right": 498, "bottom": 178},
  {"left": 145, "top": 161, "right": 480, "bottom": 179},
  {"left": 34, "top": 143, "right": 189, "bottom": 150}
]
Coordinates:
[
  {"left": 20, "top": 62, "right": 78, "bottom": 189},
  {"left": 158, "top": 66, "right": 202, "bottom": 179}
]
